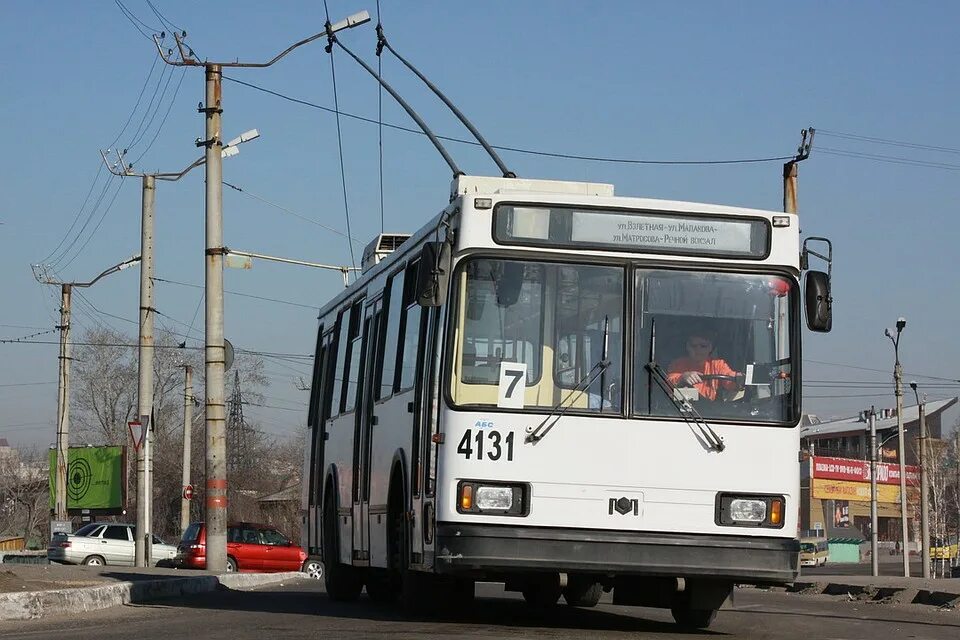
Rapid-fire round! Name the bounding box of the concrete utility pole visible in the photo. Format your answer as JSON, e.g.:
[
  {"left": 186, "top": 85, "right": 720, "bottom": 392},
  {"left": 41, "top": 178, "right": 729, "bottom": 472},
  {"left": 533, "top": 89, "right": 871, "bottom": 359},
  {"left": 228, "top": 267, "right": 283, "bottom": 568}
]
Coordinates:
[
  {"left": 54, "top": 284, "right": 72, "bottom": 523},
  {"left": 181, "top": 365, "right": 193, "bottom": 535},
  {"left": 135, "top": 174, "right": 156, "bottom": 567},
  {"left": 885, "top": 318, "right": 910, "bottom": 577},
  {"left": 869, "top": 407, "right": 879, "bottom": 577},
  {"left": 101, "top": 127, "right": 256, "bottom": 565},
  {"left": 33, "top": 258, "right": 142, "bottom": 528},
  {"left": 152, "top": 8, "right": 369, "bottom": 572},
  {"left": 910, "top": 382, "right": 931, "bottom": 578}
]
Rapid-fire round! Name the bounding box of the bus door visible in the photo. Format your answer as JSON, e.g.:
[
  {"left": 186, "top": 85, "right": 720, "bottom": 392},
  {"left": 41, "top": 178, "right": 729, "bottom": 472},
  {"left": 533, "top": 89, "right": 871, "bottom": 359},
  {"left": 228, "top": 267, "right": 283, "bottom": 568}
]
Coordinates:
[
  {"left": 410, "top": 305, "right": 442, "bottom": 569},
  {"left": 352, "top": 298, "right": 382, "bottom": 563}
]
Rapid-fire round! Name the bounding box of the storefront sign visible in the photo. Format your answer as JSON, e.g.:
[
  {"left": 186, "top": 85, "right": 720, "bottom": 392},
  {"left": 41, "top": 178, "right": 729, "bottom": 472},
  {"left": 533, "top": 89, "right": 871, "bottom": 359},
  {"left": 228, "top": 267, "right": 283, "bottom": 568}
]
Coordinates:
[{"left": 812, "top": 456, "right": 918, "bottom": 485}]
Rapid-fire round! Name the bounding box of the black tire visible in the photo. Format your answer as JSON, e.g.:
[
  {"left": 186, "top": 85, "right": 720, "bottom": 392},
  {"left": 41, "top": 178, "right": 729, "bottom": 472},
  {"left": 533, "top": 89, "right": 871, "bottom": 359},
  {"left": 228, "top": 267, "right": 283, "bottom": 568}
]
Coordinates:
[
  {"left": 323, "top": 493, "right": 363, "bottom": 601},
  {"left": 563, "top": 581, "right": 602, "bottom": 608},
  {"left": 671, "top": 604, "right": 718, "bottom": 629},
  {"left": 226, "top": 556, "right": 237, "bottom": 572},
  {"left": 522, "top": 583, "right": 561, "bottom": 608}
]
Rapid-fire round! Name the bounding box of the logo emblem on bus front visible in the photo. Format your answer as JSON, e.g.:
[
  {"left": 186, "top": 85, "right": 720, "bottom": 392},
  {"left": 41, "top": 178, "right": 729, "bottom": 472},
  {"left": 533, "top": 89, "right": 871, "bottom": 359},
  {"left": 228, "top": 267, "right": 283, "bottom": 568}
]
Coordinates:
[{"left": 609, "top": 497, "right": 639, "bottom": 516}]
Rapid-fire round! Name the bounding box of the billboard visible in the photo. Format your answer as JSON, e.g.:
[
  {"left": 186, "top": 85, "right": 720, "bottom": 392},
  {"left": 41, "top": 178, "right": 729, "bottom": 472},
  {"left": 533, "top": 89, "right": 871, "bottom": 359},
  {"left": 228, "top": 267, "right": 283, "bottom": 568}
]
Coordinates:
[
  {"left": 49, "top": 446, "right": 126, "bottom": 514},
  {"left": 812, "top": 478, "right": 918, "bottom": 504},
  {"left": 812, "top": 456, "right": 919, "bottom": 486}
]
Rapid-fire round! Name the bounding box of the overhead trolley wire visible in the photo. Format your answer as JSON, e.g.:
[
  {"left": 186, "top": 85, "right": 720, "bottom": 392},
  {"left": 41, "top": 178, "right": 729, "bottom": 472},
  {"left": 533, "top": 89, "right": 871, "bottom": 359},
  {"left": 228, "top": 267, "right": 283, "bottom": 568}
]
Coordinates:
[
  {"left": 376, "top": 0, "right": 385, "bottom": 234},
  {"left": 114, "top": 0, "right": 162, "bottom": 41},
  {"left": 323, "top": 0, "right": 358, "bottom": 270},
  {"left": 222, "top": 76, "right": 794, "bottom": 167}
]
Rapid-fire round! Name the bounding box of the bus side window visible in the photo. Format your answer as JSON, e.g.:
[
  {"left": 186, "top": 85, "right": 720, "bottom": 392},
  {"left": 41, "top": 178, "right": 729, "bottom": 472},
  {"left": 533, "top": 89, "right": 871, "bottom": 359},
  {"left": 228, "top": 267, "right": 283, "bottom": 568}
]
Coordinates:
[
  {"left": 331, "top": 308, "right": 350, "bottom": 416},
  {"left": 398, "top": 260, "right": 421, "bottom": 392},
  {"left": 378, "top": 268, "right": 405, "bottom": 400},
  {"left": 343, "top": 299, "right": 365, "bottom": 413}
]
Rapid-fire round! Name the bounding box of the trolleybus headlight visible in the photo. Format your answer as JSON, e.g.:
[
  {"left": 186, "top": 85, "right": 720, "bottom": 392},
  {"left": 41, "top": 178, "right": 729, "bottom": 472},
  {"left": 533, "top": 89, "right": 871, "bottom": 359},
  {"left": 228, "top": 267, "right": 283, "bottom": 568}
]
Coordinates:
[
  {"left": 716, "top": 493, "right": 786, "bottom": 528},
  {"left": 457, "top": 481, "right": 529, "bottom": 516},
  {"left": 730, "top": 499, "right": 766, "bottom": 522}
]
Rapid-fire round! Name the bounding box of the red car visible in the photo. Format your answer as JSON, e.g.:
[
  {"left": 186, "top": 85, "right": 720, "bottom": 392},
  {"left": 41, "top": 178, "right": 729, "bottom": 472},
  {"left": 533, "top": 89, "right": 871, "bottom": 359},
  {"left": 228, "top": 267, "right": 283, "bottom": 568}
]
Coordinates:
[{"left": 176, "top": 521, "right": 319, "bottom": 576}]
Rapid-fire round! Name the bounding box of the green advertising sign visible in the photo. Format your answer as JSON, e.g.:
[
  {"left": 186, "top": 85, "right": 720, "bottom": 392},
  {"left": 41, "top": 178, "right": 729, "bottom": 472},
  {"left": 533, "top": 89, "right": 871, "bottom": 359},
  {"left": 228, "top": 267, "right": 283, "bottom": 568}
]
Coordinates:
[{"left": 49, "top": 446, "right": 126, "bottom": 512}]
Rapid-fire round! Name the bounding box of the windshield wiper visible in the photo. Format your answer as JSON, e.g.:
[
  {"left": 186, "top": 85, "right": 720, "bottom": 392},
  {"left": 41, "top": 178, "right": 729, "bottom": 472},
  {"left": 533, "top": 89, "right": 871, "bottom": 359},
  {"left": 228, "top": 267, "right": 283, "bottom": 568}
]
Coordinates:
[
  {"left": 525, "top": 316, "right": 610, "bottom": 444},
  {"left": 646, "top": 361, "right": 725, "bottom": 452}
]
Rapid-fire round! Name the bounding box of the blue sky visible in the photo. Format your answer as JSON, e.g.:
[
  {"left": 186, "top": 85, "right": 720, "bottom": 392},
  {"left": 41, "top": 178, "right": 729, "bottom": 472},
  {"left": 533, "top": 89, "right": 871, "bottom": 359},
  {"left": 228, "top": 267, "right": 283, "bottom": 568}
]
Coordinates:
[{"left": 2, "top": 1, "right": 958, "bottom": 448}]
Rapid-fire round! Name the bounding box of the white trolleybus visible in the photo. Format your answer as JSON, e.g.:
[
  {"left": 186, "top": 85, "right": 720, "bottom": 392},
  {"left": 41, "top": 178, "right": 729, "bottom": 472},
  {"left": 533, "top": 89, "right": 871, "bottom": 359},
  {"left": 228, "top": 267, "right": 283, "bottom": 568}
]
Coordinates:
[{"left": 302, "top": 175, "right": 833, "bottom": 629}]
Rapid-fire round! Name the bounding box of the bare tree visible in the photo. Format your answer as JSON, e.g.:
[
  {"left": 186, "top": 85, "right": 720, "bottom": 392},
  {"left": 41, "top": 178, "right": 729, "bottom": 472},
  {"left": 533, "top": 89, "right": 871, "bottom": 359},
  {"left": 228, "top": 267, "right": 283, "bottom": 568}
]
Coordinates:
[{"left": 0, "top": 446, "right": 48, "bottom": 547}]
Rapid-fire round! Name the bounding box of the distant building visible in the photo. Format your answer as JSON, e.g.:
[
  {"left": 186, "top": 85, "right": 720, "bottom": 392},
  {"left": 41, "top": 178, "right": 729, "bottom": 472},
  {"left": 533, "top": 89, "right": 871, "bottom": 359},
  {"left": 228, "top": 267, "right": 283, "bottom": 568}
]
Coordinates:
[{"left": 799, "top": 397, "right": 957, "bottom": 551}]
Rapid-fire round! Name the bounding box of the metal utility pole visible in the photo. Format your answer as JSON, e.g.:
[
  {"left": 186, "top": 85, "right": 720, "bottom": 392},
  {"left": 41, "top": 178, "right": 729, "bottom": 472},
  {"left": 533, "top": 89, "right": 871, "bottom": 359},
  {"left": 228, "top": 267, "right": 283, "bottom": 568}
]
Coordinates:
[
  {"left": 911, "top": 382, "right": 931, "bottom": 578},
  {"left": 869, "top": 407, "right": 879, "bottom": 577},
  {"left": 181, "top": 365, "right": 194, "bottom": 535},
  {"left": 33, "top": 258, "right": 141, "bottom": 528},
  {"left": 152, "top": 8, "right": 369, "bottom": 573},
  {"left": 885, "top": 318, "right": 910, "bottom": 577},
  {"left": 54, "top": 284, "right": 72, "bottom": 524},
  {"left": 783, "top": 128, "right": 815, "bottom": 214}
]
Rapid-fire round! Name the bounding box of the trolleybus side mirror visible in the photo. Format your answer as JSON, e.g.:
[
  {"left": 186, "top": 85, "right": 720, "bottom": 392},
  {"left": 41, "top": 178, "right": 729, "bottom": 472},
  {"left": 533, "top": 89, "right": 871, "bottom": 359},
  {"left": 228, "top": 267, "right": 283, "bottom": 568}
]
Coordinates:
[
  {"left": 416, "top": 240, "right": 451, "bottom": 307},
  {"left": 804, "top": 270, "right": 832, "bottom": 332}
]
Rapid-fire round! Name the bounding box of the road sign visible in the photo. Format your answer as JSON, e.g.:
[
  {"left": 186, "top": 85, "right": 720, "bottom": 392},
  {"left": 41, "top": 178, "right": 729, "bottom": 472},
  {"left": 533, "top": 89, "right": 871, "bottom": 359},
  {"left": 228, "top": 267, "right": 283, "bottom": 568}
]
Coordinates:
[
  {"left": 128, "top": 421, "right": 144, "bottom": 452},
  {"left": 183, "top": 484, "right": 194, "bottom": 500}
]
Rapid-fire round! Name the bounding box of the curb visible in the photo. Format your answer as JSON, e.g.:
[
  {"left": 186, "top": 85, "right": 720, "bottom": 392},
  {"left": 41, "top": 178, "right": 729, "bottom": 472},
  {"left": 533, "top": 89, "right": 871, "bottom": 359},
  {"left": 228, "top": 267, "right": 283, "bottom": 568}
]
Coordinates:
[
  {"left": 783, "top": 580, "right": 960, "bottom": 608},
  {"left": 0, "top": 571, "right": 306, "bottom": 621}
]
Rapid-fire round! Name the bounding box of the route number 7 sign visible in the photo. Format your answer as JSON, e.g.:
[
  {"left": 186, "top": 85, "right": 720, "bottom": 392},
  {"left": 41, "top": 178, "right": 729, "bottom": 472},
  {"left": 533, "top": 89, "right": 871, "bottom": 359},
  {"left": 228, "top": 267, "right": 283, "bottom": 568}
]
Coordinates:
[{"left": 497, "top": 362, "right": 527, "bottom": 409}]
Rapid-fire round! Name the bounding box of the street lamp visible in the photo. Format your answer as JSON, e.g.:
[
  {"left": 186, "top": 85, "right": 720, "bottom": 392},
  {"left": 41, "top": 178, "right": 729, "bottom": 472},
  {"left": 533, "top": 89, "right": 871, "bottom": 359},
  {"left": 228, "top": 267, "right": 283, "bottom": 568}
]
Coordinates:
[
  {"left": 32, "top": 255, "right": 142, "bottom": 527},
  {"left": 884, "top": 317, "right": 910, "bottom": 577},
  {"left": 910, "top": 381, "right": 931, "bottom": 578}
]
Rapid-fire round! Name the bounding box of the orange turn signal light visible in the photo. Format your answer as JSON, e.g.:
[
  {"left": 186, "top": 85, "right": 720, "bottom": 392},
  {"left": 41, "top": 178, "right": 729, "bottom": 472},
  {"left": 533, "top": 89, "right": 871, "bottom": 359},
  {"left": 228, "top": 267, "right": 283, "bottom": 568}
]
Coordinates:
[
  {"left": 460, "top": 484, "right": 473, "bottom": 511},
  {"left": 769, "top": 498, "right": 783, "bottom": 525}
]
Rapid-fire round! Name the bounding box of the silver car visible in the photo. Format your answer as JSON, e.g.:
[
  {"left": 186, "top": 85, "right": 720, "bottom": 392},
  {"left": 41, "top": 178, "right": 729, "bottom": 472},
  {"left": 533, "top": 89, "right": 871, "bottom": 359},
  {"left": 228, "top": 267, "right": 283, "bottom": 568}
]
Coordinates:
[{"left": 47, "top": 523, "right": 178, "bottom": 567}]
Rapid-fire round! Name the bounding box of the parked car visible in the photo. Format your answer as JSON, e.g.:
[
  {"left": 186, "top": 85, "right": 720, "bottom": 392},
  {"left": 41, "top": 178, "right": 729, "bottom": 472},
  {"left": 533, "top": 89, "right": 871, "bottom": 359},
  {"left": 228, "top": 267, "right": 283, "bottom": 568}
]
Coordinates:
[
  {"left": 47, "top": 523, "right": 178, "bottom": 567},
  {"left": 175, "top": 521, "right": 319, "bottom": 576}
]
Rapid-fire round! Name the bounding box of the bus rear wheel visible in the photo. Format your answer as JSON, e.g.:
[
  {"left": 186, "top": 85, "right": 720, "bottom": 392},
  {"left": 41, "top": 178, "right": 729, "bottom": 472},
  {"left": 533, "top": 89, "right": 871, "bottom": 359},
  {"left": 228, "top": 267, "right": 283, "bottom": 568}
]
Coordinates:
[
  {"left": 323, "top": 494, "right": 363, "bottom": 601},
  {"left": 563, "top": 579, "right": 602, "bottom": 607}
]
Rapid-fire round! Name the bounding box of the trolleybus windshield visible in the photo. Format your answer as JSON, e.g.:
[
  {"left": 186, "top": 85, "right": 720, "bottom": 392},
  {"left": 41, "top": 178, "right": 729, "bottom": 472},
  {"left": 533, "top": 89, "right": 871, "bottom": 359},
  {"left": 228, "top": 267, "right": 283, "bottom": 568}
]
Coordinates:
[{"left": 449, "top": 257, "right": 797, "bottom": 425}]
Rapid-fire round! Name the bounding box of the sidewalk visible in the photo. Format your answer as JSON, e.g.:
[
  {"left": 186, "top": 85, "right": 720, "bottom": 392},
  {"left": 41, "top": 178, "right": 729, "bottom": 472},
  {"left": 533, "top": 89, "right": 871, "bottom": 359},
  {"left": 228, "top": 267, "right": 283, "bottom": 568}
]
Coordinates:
[
  {"left": 0, "top": 558, "right": 306, "bottom": 621},
  {"left": 777, "top": 573, "right": 960, "bottom": 608}
]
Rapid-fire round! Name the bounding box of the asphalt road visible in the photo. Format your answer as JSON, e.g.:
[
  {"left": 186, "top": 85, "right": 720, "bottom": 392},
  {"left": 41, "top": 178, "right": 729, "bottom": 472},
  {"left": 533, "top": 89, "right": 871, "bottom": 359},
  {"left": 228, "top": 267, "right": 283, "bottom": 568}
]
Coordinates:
[{"left": 3, "top": 581, "right": 958, "bottom": 640}]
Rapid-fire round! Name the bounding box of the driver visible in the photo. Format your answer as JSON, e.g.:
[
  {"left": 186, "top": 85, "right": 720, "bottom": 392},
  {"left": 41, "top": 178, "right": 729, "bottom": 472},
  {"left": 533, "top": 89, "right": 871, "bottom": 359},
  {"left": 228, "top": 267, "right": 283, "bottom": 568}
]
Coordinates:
[{"left": 667, "top": 331, "right": 741, "bottom": 401}]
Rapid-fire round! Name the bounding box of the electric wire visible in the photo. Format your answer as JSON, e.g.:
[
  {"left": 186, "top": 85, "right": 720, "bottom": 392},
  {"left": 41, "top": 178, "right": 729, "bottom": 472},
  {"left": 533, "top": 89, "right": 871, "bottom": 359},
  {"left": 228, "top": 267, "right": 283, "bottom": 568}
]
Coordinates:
[
  {"left": 376, "top": 0, "right": 385, "bottom": 235},
  {"left": 55, "top": 177, "right": 128, "bottom": 272},
  {"left": 818, "top": 147, "right": 960, "bottom": 171},
  {"left": 47, "top": 174, "right": 118, "bottom": 268},
  {"left": 222, "top": 76, "right": 795, "bottom": 166},
  {"left": 115, "top": 0, "right": 162, "bottom": 40},
  {"left": 222, "top": 181, "right": 363, "bottom": 246},
  {"left": 145, "top": 0, "right": 183, "bottom": 34},
  {"left": 152, "top": 276, "right": 320, "bottom": 310},
  {"left": 125, "top": 63, "right": 175, "bottom": 151},
  {"left": 323, "top": 0, "right": 358, "bottom": 270},
  {"left": 818, "top": 129, "right": 960, "bottom": 156},
  {"left": 130, "top": 66, "right": 188, "bottom": 166}
]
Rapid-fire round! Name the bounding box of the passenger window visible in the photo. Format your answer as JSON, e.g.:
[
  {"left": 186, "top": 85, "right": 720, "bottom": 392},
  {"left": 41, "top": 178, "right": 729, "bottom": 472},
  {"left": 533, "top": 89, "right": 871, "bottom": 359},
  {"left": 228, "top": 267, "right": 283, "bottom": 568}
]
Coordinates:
[
  {"left": 104, "top": 526, "right": 130, "bottom": 541},
  {"left": 397, "top": 261, "right": 422, "bottom": 391},
  {"left": 378, "top": 269, "right": 404, "bottom": 399},
  {"left": 228, "top": 527, "right": 242, "bottom": 543},
  {"left": 344, "top": 302, "right": 364, "bottom": 413},
  {"left": 242, "top": 528, "right": 261, "bottom": 544},
  {"left": 331, "top": 309, "right": 350, "bottom": 416},
  {"left": 261, "top": 529, "right": 288, "bottom": 546}
]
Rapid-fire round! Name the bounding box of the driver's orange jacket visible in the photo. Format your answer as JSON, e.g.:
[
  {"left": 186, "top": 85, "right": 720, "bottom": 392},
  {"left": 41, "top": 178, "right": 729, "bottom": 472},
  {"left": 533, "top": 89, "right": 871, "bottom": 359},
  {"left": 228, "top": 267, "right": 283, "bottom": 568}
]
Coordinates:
[{"left": 666, "top": 357, "right": 738, "bottom": 401}]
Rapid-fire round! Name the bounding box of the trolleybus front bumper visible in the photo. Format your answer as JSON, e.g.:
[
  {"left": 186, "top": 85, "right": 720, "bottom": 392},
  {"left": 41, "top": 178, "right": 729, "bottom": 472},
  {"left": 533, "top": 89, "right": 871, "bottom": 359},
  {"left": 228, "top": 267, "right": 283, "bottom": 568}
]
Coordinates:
[{"left": 435, "top": 523, "right": 799, "bottom": 583}]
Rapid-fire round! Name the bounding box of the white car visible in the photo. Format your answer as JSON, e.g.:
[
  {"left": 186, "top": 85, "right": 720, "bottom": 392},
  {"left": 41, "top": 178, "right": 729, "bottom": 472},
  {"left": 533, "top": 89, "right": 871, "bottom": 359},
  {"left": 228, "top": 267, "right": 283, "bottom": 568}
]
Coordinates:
[{"left": 47, "top": 523, "right": 178, "bottom": 567}]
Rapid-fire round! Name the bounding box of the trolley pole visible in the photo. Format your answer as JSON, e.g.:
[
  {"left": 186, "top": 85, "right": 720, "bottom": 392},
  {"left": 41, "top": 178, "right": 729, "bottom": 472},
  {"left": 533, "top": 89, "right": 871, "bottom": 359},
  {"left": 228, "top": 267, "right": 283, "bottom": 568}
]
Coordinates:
[
  {"left": 134, "top": 175, "right": 156, "bottom": 567},
  {"left": 869, "top": 407, "right": 879, "bottom": 577},
  {"left": 54, "top": 284, "right": 73, "bottom": 524},
  {"left": 783, "top": 128, "right": 814, "bottom": 214},
  {"left": 181, "top": 365, "right": 193, "bottom": 535}
]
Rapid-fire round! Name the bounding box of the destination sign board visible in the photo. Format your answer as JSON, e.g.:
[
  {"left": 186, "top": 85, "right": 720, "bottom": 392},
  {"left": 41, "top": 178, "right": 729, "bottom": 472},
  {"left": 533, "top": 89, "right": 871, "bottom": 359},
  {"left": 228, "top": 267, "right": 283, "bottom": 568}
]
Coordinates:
[{"left": 494, "top": 205, "right": 769, "bottom": 258}]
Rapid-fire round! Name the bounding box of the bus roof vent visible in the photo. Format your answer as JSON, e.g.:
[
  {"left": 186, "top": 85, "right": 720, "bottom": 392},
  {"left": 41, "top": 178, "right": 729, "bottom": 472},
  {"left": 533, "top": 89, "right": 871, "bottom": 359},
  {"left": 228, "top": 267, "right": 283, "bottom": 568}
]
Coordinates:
[{"left": 361, "top": 233, "right": 411, "bottom": 273}]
